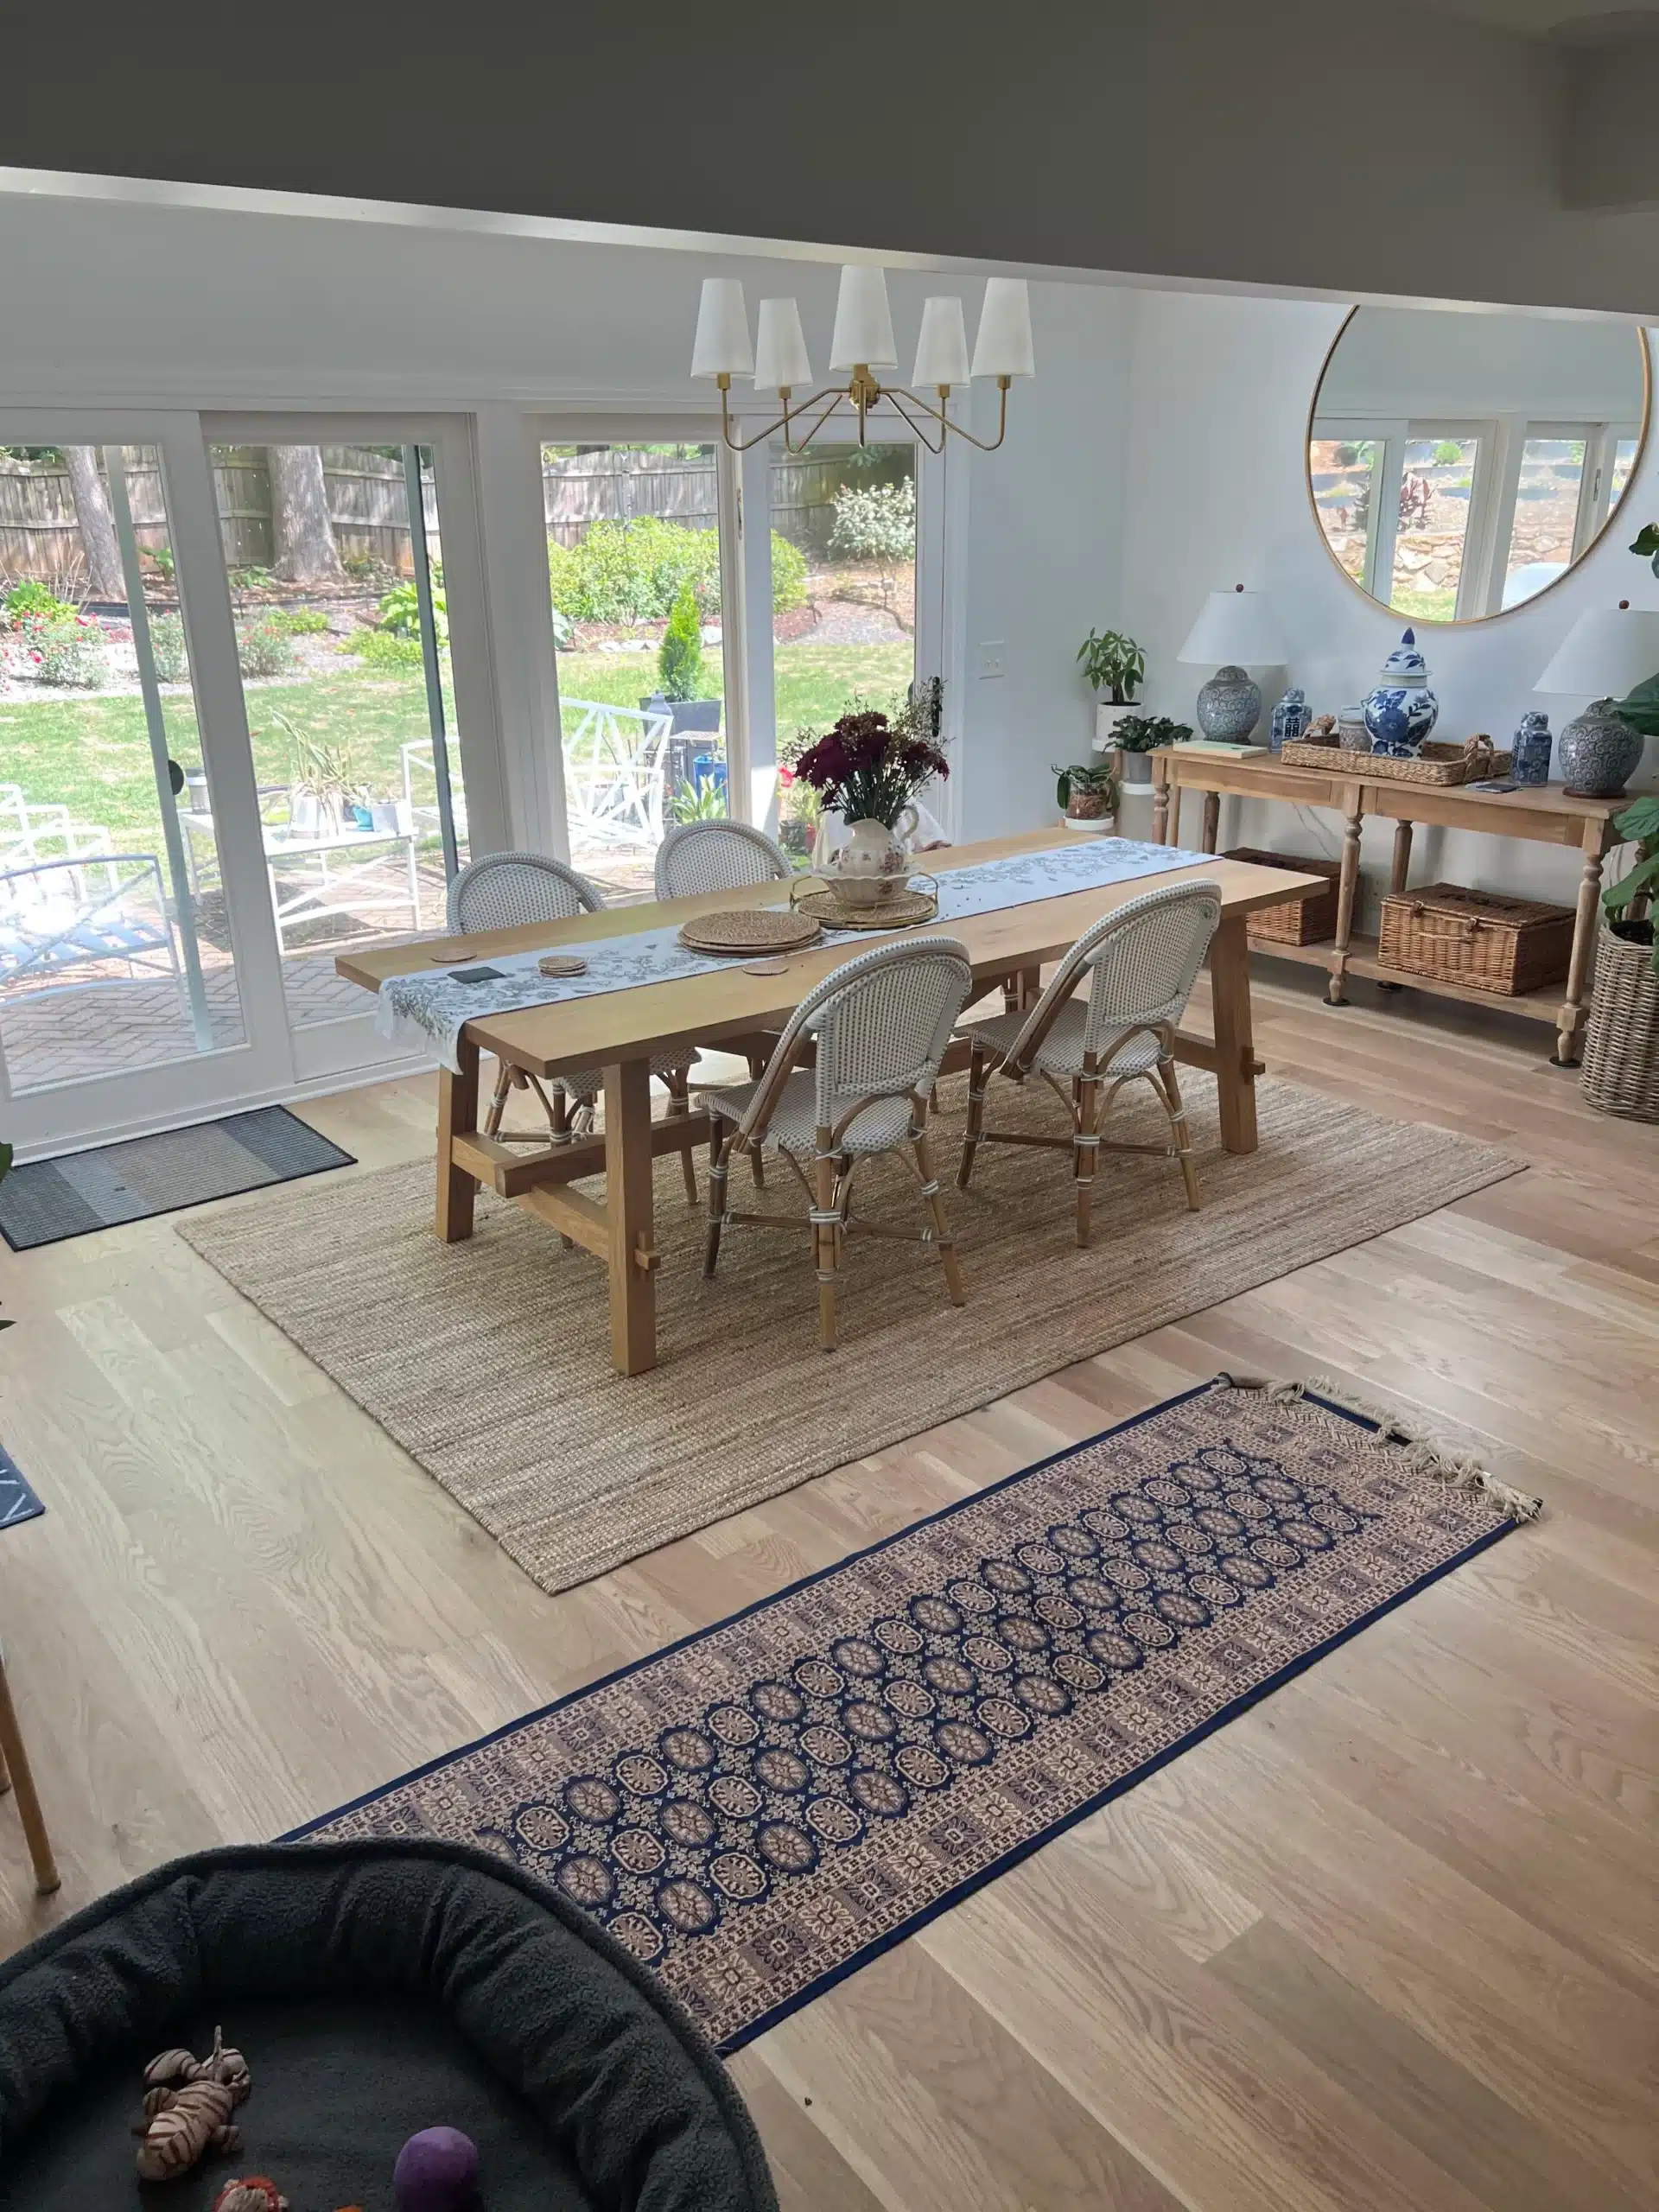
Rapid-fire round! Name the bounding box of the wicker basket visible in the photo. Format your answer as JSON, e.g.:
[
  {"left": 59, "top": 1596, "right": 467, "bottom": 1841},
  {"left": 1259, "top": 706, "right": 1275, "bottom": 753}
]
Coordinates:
[
  {"left": 1224, "top": 848, "right": 1342, "bottom": 944},
  {"left": 1580, "top": 923, "right": 1659, "bottom": 1121},
  {"left": 1376, "top": 882, "right": 1573, "bottom": 995},
  {"left": 1279, "top": 736, "right": 1512, "bottom": 787}
]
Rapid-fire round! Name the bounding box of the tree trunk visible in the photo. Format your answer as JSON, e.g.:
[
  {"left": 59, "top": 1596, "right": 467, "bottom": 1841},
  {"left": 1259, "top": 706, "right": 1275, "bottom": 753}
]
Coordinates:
[
  {"left": 64, "top": 445, "right": 124, "bottom": 601},
  {"left": 267, "top": 446, "right": 344, "bottom": 585}
]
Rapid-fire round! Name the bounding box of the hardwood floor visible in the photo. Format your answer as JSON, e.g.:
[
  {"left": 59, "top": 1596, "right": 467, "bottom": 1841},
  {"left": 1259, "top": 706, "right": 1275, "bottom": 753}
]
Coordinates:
[{"left": 1, "top": 962, "right": 1654, "bottom": 2209}]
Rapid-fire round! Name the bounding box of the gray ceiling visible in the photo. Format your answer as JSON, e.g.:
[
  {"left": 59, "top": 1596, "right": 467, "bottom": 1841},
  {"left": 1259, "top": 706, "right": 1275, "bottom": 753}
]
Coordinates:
[{"left": 1405, "top": 0, "right": 1656, "bottom": 30}]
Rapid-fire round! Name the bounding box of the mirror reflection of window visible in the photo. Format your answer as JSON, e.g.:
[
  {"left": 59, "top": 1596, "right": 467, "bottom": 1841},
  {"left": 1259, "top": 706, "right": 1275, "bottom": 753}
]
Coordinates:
[{"left": 1307, "top": 309, "right": 1648, "bottom": 622}]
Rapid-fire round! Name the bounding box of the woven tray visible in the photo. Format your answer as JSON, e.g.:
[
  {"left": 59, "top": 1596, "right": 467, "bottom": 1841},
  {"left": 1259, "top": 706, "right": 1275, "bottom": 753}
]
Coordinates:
[
  {"left": 1279, "top": 735, "right": 1513, "bottom": 786},
  {"left": 677, "top": 907, "right": 823, "bottom": 956},
  {"left": 1376, "top": 881, "right": 1573, "bottom": 995},
  {"left": 792, "top": 879, "right": 940, "bottom": 931}
]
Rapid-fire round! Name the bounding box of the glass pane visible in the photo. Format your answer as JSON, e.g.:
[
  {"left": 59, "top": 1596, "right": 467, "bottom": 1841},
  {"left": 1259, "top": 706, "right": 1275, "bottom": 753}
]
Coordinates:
[
  {"left": 769, "top": 441, "right": 918, "bottom": 863},
  {"left": 544, "top": 442, "right": 726, "bottom": 901},
  {"left": 0, "top": 443, "right": 243, "bottom": 1094},
  {"left": 1611, "top": 435, "right": 1638, "bottom": 512},
  {"left": 1308, "top": 436, "right": 1378, "bottom": 587},
  {"left": 1390, "top": 435, "right": 1478, "bottom": 621},
  {"left": 1501, "top": 435, "right": 1586, "bottom": 611},
  {"left": 205, "top": 442, "right": 464, "bottom": 1030}
]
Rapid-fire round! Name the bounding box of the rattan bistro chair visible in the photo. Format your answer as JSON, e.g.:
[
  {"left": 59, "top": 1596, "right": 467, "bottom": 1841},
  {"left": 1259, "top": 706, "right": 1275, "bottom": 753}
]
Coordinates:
[
  {"left": 654, "top": 819, "right": 791, "bottom": 900},
  {"left": 957, "top": 880, "right": 1222, "bottom": 1245},
  {"left": 446, "top": 850, "right": 702, "bottom": 1204},
  {"left": 700, "top": 938, "right": 976, "bottom": 1351}
]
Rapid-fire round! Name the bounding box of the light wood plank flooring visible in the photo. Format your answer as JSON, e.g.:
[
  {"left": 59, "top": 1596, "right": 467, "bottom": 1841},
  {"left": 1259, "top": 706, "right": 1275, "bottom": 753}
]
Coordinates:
[{"left": 0, "top": 963, "right": 1654, "bottom": 2210}]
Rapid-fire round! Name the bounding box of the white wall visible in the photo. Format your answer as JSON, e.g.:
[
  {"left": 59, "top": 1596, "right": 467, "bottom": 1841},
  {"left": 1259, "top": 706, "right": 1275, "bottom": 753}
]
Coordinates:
[
  {"left": 1318, "top": 307, "right": 1644, "bottom": 423},
  {"left": 1116, "top": 289, "right": 1658, "bottom": 910}
]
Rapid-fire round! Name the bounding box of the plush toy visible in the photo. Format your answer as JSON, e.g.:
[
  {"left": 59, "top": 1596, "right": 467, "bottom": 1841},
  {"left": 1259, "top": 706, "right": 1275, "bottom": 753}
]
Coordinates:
[
  {"left": 135, "top": 2027, "right": 253, "bottom": 2182},
  {"left": 393, "top": 2125, "right": 480, "bottom": 2210},
  {"left": 212, "top": 2182, "right": 289, "bottom": 2212}
]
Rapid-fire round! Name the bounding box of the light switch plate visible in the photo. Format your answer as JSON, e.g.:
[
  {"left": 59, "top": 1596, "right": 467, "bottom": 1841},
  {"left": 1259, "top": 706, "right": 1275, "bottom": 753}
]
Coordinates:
[{"left": 977, "top": 640, "right": 1006, "bottom": 680}]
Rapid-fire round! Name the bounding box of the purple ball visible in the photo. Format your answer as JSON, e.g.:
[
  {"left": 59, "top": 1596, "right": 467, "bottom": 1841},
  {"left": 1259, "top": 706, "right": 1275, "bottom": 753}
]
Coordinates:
[{"left": 393, "top": 2126, "right": 479, "bottom": 2211}]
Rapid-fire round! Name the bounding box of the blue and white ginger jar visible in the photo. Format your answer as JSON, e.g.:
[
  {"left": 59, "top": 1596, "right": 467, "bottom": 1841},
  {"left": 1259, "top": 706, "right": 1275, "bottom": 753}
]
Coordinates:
[
  {"left": 1362, "top": 629, "right": 1440, "bottom": 757},
  {"left": 1269, "top": 686, "right": 1311, "bottom": 753}
]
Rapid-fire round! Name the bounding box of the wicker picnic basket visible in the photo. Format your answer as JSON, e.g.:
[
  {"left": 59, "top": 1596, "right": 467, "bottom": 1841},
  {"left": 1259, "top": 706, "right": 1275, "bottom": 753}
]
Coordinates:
[
  {"left": 1224, "top": 848, "right": 1341, "bottom": 944},
  {"left": 1376, "top": 882, "right": 1573, "bottom": 995},
  {"left": 1279, "top": 734, "right": 1512, "bottom": 787},
  {"left": 1580, "top": 923, "right": 1659, "bottom": 1121}
]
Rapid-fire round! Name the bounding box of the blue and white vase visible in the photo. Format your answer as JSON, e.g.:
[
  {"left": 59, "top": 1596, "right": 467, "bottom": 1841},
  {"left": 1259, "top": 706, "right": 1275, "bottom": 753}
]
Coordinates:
[
  {"left": 1268, "top": 686, "right": 1311, "bottom": 753},
  {"left": 1511, "top": 710, "right": 1551, "bottom": 787},
  {"left": 1362, "top": 629, "right": 1440, "bottom": 757}
]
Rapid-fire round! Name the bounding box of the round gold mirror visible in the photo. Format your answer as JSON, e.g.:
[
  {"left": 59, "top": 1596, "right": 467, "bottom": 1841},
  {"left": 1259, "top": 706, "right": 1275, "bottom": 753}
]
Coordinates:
[{"left": 1307, "top": 308, "right": 1649, "bottom": 625}]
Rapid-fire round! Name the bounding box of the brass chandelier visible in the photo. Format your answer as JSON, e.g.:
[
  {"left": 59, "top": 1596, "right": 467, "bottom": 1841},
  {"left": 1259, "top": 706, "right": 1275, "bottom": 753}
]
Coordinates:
[{"left": 691, "top": 265, "right": 1035, "bottom": 455}]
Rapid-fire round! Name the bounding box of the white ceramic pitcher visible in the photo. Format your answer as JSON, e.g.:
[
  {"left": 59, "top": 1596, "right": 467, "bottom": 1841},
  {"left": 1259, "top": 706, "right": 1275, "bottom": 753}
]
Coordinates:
[{"left": 813, "top": 806, "right": 918, "bottom": 909}]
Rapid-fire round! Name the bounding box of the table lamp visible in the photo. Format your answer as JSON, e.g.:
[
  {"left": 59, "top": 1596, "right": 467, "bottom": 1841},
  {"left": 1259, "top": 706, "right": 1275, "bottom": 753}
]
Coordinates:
[
  {"left": 1177, "top": 586, "right": 1288, "bottom": 743},
  {"left": 1535, "top": 601, "right": 1659, "bottom": 797}
]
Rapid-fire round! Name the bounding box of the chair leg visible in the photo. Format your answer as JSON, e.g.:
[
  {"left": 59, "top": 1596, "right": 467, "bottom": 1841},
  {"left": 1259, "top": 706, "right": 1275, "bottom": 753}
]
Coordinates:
[
  {"left": 914, "top": 1127, "right": 966, "bottom": 1308},
  {"left": 1075, "top": 1069, "right": 1101, "bottom": 1248},
  {"left": 1156, "top": 1058, "right": 1202, "bottom": 1211},
  {"left": 957, "top": 1041, "right": 986, "bottom": 1189},
  {"left": 665, "top": 1071, "right": 699, "bottom": 1205},
  {"left": 483, "top": 1057, "right": 514, "bottom": 1137},
  {"left": 703, "top": 1114, "right": 728, "bottom": 1277},
  {"left": 815, "top": 1130, "right": 839, "bottom": 1352},
  {"left": 0, "top": 1655, "right": 60, "bottom": 1896}
]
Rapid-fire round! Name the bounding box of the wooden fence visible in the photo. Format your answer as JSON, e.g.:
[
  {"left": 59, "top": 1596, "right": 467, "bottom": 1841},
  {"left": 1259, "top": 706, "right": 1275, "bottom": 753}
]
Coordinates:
[{"left": 543, "top": 443, "right": 912, "bottom": 559}]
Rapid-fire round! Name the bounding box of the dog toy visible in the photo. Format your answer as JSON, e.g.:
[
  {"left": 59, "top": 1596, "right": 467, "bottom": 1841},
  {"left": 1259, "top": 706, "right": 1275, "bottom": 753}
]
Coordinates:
[
  {"left": 135, "top": 2027, "right": 252, "bottom": 2182},
  {"left": 212, "top": 2183, "right": 289, "bottom": 2212},
  {"left": 393, "top": 2125, "right": 480, "bottom": 2210}
]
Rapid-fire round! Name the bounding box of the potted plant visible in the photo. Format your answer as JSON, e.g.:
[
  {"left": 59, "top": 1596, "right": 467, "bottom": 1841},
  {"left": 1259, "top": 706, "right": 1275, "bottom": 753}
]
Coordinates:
[
  {"left": 288, "top": 732, "right": 357, "bottom": 836},
  {"left": 794, "top": 702, "right": 949, "bottom": 906},
  {"left": 641, "top": 582, "right": 721, "bottom": 740},
  {"left": 1052, "top": 759, "right": 1119, "bottom": 831},
  {"left": 1581, "top": 793, "right": 1659, "bottom": 1121},
  {"left": 1077, "top": 628, "right": 1146, "bottom": 750},
  {"left": 1105, "top": 711, "right": 1193, "bottom": 785}
]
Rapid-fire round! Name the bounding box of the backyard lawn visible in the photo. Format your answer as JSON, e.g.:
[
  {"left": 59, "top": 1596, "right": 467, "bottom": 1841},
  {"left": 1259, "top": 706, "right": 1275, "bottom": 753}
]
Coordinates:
[{"left": 1, "top": 640, "right": 912, "bottom": 845}]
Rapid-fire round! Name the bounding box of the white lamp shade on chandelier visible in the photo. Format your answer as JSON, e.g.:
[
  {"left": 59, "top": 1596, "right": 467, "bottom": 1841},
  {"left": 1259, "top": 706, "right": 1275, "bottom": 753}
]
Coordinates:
[
  {"left": 753, "top": 297, "right": 813, "bottom": 393},
  {"left": 1177, "top": 587, "right": 1289, "bottom": 666},
  {"left": 690, "top": 277, "right": 754, "bottom": 380},
  {"left": 912, "top": 296, "right": 971, "bottom": 389},
  {"left": 1535, "top": 603, "right": 1659, "bottom": 696},
  {"left": 969, "top": 278, "right": 1036, "bottom": 379},
  {"left": 829, "top": 265, "right": 899, "bottom": 371}
]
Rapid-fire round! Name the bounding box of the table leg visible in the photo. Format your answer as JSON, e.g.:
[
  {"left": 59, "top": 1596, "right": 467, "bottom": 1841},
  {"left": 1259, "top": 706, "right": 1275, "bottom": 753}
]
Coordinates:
[
  {"left": 1328, "top": 788, "right": 1363, "bottom": 1006},
  {"left": 0, "top": 1654, "right": 60, "bottom": 1895},
  {"left": 1152, "top": 765, "right": 1171, "bottom": 845},
  {"left": 1200, "top": 790, "right": 1221, "bottom": 855},
  {"left": 1555, "top": 818, "right": 1611, "bottom": 1067},
  {"left": 435, "top": 1033, "right": 480, "bottom": 1242},
  {"left": 605, "top": 1058, "right": 658, "bottom": 1376},
  {"left": 1376, "top": 818, "right": 1414, "bottom": 993},
  {"left": 1209, "top": 915, "right": 1258, "bottom": 1154}
]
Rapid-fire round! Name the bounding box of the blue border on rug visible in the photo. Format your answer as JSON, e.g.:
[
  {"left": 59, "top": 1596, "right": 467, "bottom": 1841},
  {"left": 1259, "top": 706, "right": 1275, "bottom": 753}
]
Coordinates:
[
  {"left": 284, "top": 1377, "right": 1523, "bottom": 2052},
  {"left": 0, "top": 1441, "right": 45, "bottom": 1532}
]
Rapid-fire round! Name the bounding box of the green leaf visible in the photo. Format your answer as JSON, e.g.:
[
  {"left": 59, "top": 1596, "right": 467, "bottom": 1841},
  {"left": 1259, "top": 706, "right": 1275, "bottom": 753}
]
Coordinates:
[
  {"left": 1056, "top": 772, "right": 1071, "bottom": 808},
  {"left": 1631, "top": 523, "right": 1659, "bottom": 577},
  {"left": 1611, "top": 674, "right": 1659, "bottom": 738},
  {"left": 1612, "top": 793, "right": 1659, "bottom": 845},
  {"left": 1603, "top": 853, "right": 1659, "bottom": 913}
]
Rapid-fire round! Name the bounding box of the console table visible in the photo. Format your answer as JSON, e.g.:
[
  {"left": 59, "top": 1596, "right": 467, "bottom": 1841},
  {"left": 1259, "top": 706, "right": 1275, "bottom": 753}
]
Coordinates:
[{"left": 1148, "top": 746, "right": 1626, "bottom": 1065}]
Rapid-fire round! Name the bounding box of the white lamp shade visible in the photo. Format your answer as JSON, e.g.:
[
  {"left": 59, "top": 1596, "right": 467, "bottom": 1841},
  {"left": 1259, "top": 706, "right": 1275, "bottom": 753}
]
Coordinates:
[
  {"left": 1177, "top": 588, "right": 1288, "bottom": 666},
  {"left": 1535, "top": 604, "right": 1659, "bottom": 696},
  {"left": 912, "top": 296, "right": 970, "bottom": 389},
  {"left": 754, "top": 297, "right": 812, "bottom": 391},
  {"left": 690, "top": 277, "right": 753, "bottom": 379},
  {"left": 829, "top": 265, "right": 898, "bottom": 370},
  {"left": 970, "top": 278, "right": 1035, "bottom": 378}
]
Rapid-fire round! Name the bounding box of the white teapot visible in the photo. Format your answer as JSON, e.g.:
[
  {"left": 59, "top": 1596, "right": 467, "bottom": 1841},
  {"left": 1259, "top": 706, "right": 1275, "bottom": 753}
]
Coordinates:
[{"left": 813, "top": 808, "right": 918, "bottom": 909}]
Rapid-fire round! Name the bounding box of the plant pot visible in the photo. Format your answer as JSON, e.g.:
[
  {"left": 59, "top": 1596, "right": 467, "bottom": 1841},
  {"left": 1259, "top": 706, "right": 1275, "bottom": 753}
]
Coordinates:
[
  {"left": 1116, "top": 749, "right": 1154, "bottom": 785},
  {"left": 1065, "top": 791, "right": 1113, "bottom": 821},
  {"left": 1580, "top": 919, "right": 1659, "bottom": 1121},
  {"left": 1094, "top": 702, "right": 1139, "bottom": 749},
  {"left": 1060, "top": 810, "right": 1118, "bottom": 836}
]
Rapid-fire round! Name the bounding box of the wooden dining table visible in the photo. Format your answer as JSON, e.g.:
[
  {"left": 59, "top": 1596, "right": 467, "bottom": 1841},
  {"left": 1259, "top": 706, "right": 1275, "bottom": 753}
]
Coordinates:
[{"left": 337, "top": 830, "right": 1325, "bottom": 1376}]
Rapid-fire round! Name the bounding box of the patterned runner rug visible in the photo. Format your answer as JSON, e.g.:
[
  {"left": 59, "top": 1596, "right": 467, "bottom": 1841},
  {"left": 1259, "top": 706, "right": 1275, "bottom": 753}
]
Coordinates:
[{"left": 294, "top": 1377, "right": 1539, "bottom": 2053}]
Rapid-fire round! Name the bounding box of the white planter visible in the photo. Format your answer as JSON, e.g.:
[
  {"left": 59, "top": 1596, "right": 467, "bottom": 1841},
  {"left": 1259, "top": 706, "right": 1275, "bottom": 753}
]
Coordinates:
[
  {"left": 1059, "top": 812, "right": 1119, "bottom": 836},
  {"left": 1095, "top": 702, "right": 1139, "bottom": 749}
]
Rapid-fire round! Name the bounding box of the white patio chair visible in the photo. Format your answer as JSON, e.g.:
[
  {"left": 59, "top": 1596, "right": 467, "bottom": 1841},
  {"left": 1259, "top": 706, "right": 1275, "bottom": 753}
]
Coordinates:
[
  {"left": 446, "top": 850, "right": 703, "bottom": 1205},
  {"left": 561, "top": 701, "right": 671, "bottom": 859},
  {"left": 956, "top": 880, "right": 1221, "bottom": 1246},
  {"left": 653, "top": 819, "right": 790, "bottom": 900},
  {"left": 701, "top": 937, "right": 976, "bottom": 1351},
  {"left": 0, "top": 852, "right": 185, "bottom": 1006}
]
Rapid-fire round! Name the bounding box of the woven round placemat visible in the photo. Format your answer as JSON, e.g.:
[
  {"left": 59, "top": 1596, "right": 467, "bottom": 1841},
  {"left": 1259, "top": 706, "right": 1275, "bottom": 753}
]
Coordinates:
[
  {"left": 537, "top": 952, "right": 588, "bottom": 978},
  {"left": 793, "top": 884, "right": 939, "bottom": 931},
  {"left": 678, "top": 907, "right": 823, "bottom": 956}
]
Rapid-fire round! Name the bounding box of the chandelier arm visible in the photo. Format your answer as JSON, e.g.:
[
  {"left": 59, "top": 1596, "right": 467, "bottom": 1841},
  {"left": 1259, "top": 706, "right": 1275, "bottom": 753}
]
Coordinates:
[
  {"left": 784, "top": 390, "right": 852, "bottom": 455},
  {"left": 879, "top": 388, "right": 948, "bottom": 457},
  {"left": 718, "top": 382, "right": 851, "bottom": 454}
]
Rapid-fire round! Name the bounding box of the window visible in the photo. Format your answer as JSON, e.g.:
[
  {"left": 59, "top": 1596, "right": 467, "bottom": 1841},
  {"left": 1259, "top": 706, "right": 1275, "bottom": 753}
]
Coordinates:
[
  {"left": 1502, "top": 435, "right": 1586, "bottom": 610},
  {"left": 1309, "top": 436, "right": 1382, "bottom": 591},
  {"left": 1393, "top": 433, "right": 1480, "bottom": 624}
]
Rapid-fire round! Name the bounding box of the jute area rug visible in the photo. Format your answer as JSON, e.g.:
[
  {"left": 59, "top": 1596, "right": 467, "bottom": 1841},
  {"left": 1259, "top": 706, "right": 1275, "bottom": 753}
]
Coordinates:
[
  {"left": 179, "top": 1071, "right": 1519, "bottom": 1595},
  {"left": 292, "top": 1377, "right": 1539, "bottom": 2052}
]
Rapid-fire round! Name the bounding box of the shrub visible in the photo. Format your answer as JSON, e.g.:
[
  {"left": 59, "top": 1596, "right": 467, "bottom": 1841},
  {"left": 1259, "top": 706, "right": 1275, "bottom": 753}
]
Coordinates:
[
  {"left": 344, "top": 628, "right": 424, "bottom": 670},
  {"left": 148, "top": 613, "right": 189, "bottom": 682},
  {"left": 5, "top": 579, "right": 74, "bottom": 625},
  {"left": 23, "top": 613, "right": 110, "bottom": 688},
  {"left": 770, "top": 531, "right": 807, "bottom": 613},
  {"left": 546, "top": 520, "right": 808, "bottom": 625},
  {"left": 265, "top": 606, "right": 330, "bottom": 637},
  {"left": 377, "top": 579, "right": 447, "bottom": 645},
  {"left": 658, "top": 582, "right": 703, "bottom": 702},
  {"left": 236, "top": 620, "right": 296, "bottom": 678},
  {"left": 829, "top": 478, "right": 915, "bottom": 616}
]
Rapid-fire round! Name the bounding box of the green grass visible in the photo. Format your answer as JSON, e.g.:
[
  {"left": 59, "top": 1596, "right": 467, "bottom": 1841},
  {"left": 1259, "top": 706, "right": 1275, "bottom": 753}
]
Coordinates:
[{"left": 0, "top": 643, "right": 913, "bottom": 848}]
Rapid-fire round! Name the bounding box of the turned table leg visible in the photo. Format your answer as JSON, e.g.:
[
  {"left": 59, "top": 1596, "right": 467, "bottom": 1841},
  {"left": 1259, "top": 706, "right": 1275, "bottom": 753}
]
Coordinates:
[
  {"left": 1209, "top": 915, "right": 1259, "bottom": 1154},
  {"left": 1327, "top": 787, "right": 1363, "bottom": 1006},
  {"left": 435, "top": 1033, "right": 480, "bottom": 1242},
  {"left": 1200, "top": 789, "right": 1221, "bottom": 855},
  {"left": 605, "top": 1058, "right": 658, "bottom": 1375},
  {"left": 0, "top": 1652, "right": 60, "bottom": 1896},
  {"left": 1554, "top": 819, "right": 1611, "bottom": 1067},
  {"left": 1378, "top": 817, "right": 1414, "bottom": 993},
  {"left": 1152, "top": 766, "right": 1172, "bottom": 845}
]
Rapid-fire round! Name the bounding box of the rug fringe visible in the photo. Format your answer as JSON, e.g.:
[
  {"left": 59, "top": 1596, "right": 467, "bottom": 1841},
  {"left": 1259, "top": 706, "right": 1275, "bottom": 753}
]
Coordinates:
[{"left": 1218, "top": 1372, "right": 1543, "bottom": 1524}]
